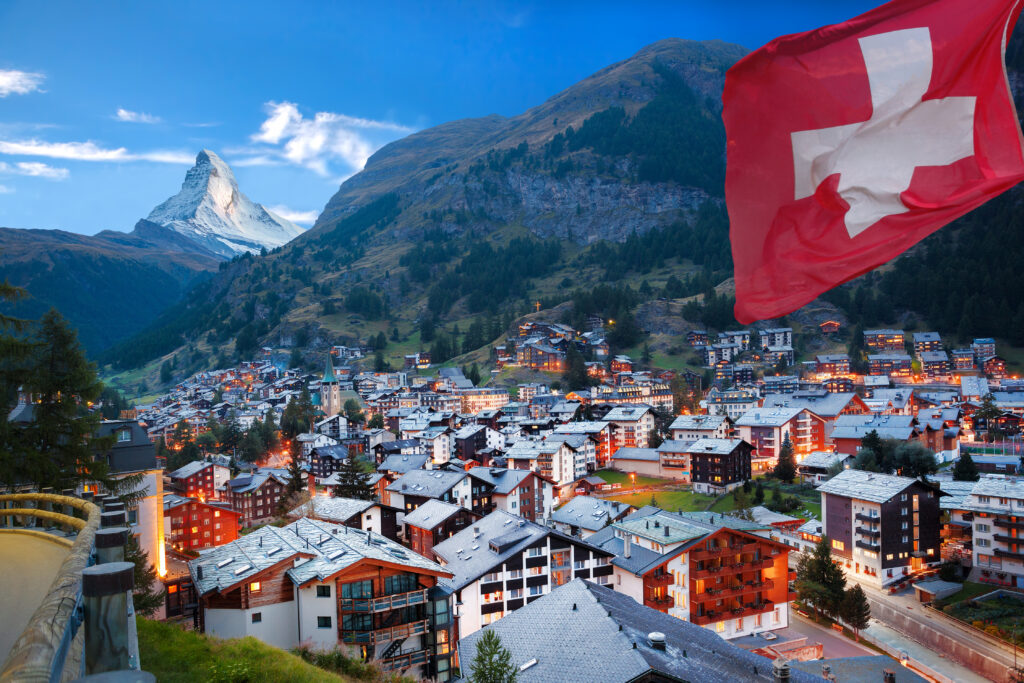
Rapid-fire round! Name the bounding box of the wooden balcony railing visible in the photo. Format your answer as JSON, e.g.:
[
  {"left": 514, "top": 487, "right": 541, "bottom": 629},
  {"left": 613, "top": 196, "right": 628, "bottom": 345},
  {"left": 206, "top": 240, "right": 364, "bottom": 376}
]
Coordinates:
[
  {"left": 341, "top": 618, "right": 429, "bottom": 645},
  {"left": 340, "top": 588, "right": 429, "bottom": 613},
  {"left": 378, "top": 648, "right": 428, "bottom": 672},
  {"left": 648, "top": 573, "right": 673, "bottom": 587}
]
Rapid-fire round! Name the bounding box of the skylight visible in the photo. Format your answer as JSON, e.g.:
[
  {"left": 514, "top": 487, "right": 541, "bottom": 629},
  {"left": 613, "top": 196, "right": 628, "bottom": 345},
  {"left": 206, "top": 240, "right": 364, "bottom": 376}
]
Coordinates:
[
  {"left": 233, "top": 565, "right": 252, "bottom": 575},
  {"left": 216, "top": 558, "right": 234, "bottom": 568}
]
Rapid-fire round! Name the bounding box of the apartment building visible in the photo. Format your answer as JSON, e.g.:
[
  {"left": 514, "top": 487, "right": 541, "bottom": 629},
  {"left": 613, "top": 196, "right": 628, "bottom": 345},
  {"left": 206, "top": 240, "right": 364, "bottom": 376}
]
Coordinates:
[
  {"left": 603, "top": 405, "right": 656, "bottom": 452},
  {"left": 168, "top": 460, "right": 230, "bottom": 501},
  {"left": 817, "top": 470, "right": 944, "bottom": 588},
  {"left": 734, "top": 407, "right": 826, "bottom": 473},
  {"left": 669, "top": 414, "right": 732, "bottom": 441},
  {"left": 588, "top": 508, "right": 793, "bottom": 640},
  {"left": 962, "top": 478, "right": 1024, "bottom": 588},
  {"left": 224, "top": 469, "right": 288, "bottom": 527},
  {"left": 431, "top": 510, "right": 614, "bottom": 638},
  {"left": 864, "top": 329, "right": 905, "bottom": 352},
  {"left": 687, "top": 438, "right": 754, "bottom": 494},
  {"left": 164, "top": 493, "right": 241, "bottom": 551}
]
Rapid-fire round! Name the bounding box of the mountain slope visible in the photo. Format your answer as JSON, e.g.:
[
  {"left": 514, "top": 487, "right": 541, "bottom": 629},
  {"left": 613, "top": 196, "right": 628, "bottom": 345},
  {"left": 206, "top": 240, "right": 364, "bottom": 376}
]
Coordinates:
[
  {"left": 0, "top": 151, "right": 303, "bottom": 353},
  {"left": 101, "top": 39, "right": 747, "bottom": 372},
  {"left": 147, "top": 150, "right": 304, "bottom": 258}
]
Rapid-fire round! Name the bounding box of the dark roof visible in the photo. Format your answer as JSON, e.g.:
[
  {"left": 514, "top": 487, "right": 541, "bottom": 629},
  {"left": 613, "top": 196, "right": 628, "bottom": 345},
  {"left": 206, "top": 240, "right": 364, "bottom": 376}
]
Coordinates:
[
  {"left": 96, "top": 420, "right": 157, "bottom": 473},
  {"left": 458, "top": 579, "right": 818, "bottom": 683}
]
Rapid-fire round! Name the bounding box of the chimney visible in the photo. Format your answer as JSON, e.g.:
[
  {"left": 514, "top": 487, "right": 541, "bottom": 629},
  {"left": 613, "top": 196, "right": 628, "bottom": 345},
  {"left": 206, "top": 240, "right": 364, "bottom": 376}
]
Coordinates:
[
  {"left": 196, "top": 566, "right": 204, "bottom": 580},
  {"left": 773, "top": 659, "right": 790, "bottom": 683},
  {"left": 882, "top": 671, "right": 895, "bottom": 683},
  {"left": 664, "top": 525, "right": 670, "bottom": 537},
  {"left": 648, "top": 632, "right": 666, "bottom": 651},
  {"left": 624, "top": 536, "right": 631, "bottom": 558}
]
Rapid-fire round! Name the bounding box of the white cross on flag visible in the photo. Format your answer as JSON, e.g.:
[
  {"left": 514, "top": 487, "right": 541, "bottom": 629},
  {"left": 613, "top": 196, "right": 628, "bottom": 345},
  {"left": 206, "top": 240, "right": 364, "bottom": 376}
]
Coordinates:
[{"left": 724, "top": 0, "right": 1024, "bottom": 324}]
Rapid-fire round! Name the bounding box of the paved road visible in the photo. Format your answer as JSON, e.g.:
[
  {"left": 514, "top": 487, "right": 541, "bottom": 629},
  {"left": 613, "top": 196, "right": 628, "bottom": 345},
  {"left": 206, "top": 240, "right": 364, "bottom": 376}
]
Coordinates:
[
  {"left": 0, "top": 532, "right": 69, "bottom": 666},
  {"left": 788, "top": 612, "right": 877, "bottom": 658}
]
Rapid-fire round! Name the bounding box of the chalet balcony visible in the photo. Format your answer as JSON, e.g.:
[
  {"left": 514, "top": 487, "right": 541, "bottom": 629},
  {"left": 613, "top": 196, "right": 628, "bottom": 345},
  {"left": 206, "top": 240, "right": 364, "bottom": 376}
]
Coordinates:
[
  {"left": 645, "top": 596, "right": 674, "bottom": 609},
  {"left": 855, "top": 513, "right": 880, "bottom": 524},
  {"left": 341, "top": 619, "right": 429, "bottom": 645},
  {"left": 693, "top": 580, "right": 773, "bottom": 603},
  {"left": 994, "top": 518, "right": 1024, "bottom": 530},
  {"left": 993, "top": 533, "right": 1024, "bottom": 546},
  {"left": 855, "top": 539, "right": 880, "bottom": 552},
  {"left": 855, "top": 527, "right": 881, "bottom": 539},
  {"left": 692, "top": 565, "right": 725, "bottom": 580},
  {"left": 961, "top": 512, "right": 975, "bottom": 522},
  {"left": 690, "top": 546, "right": 731, "bottom": 561},
  {"left": 995, "top": 548, "right": 1024, "bottom": 560},
  {"left": 649, "top": 573, "right": 674, "bottom": 587},
  {"left": 340, "top": 588, "right": 429, "bottom": 613},
  {"left": 378, "top": 648, "right": 428, "bottom": 672}
]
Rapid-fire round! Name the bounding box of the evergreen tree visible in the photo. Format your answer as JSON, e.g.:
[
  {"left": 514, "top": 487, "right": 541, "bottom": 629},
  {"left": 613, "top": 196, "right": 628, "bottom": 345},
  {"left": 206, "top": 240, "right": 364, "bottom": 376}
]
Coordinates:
[
  {"left": 262, "top": 409, "right": 280, "bottom": 452},
  {"left": 335, "top": 453, "right": 374, "bottom": 500},
  {"left": 125, "top": 531, "right": 164, "bottom": 616},
  {"left": 368, "top": 413, "right": 384, "bottom": 429},
  {"left": 239, "top": 428, "right": 265, "bottom": 463},
  {"left": 773, "top": 434, "right": 797, "bottom": 483},
  {"left": 648, "top": 428, "right": 663, "bottom": 449},
  {"left": 220, "top": 409, "right": 243, "bottom": 453},
  {"left": 892, "top": 441, "right": 938, "bottom": 479},
  {"left": 562, "top": 344, "right": 590, "bottom": 390},
  {"left": 344, "top": 398, "right": 365, "bottom": 424},
  {"left": 974, "top": 393, "right": 1002, "bottom": 440},
  {"left": 468, "top": 363, "right": 482, "bottom": 386},
  {"left": 0, "top": 310, "right": 123, "bottom": 493},
  {"left": 795, "top": 537, "right": 847, "bottom": 621},
  {"left": 839, "top": 584, "right": 871, "bottom": 641},
  {"left": 952, "top": 452, "right": 980, "bottom": 482},
  {"left": 289, "top": 347, "right": 303, "bottom": 369},
  {"left": 468, "top": 630, "right": 518, "bottom": 683},
  {"left": 754, "top": 481, "right": 765, "bottom": 505}
]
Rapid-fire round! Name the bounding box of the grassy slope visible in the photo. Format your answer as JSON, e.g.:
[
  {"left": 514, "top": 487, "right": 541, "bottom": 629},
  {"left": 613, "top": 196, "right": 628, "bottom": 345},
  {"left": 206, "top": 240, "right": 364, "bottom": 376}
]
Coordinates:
[
  {"left": 608, "top": 489, "right": 716, "bottom": 511},
  {"left": 137, "top": 617, "right": 346, "bottom": 683}
]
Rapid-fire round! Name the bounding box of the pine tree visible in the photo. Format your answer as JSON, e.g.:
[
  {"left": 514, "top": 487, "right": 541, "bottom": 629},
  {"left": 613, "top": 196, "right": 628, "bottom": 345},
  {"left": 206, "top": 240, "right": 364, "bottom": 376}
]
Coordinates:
[
  {"left": 795, "top": 537, "right": 847, "bottom": 621},
  {"left": 125, "top": 530, "right": 164, "bottom": 616},
  {"left": 469, "top": 629, "right": 518, "bottom": 683},
  {"left": 773, "top": 434, "right": 797, "bottom": 483},
  {"left": 335, "top": 453, "right": 374, "bottom": 501},
  {"left": 952, "top": 452, "right": 980, "bottom": 481},
  {"left": 754, "top": 481, "right": 765, "bottom": 505},
  {"left": 839, "top": 584, "right": 871, "bottom": 641}
]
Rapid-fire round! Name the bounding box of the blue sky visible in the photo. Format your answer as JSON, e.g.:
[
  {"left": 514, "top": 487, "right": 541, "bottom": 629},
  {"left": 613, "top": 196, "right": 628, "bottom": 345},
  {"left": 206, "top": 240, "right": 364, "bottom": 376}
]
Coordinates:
[{"left": 0, "top": 0, "right": 880, "bottom": 235}]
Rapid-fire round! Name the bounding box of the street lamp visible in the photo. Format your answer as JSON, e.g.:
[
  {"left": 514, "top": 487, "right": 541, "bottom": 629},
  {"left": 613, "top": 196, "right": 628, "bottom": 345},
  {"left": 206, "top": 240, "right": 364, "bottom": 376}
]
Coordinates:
[{"left": 630, "top": 472, "right": 636, "bottom": 491}]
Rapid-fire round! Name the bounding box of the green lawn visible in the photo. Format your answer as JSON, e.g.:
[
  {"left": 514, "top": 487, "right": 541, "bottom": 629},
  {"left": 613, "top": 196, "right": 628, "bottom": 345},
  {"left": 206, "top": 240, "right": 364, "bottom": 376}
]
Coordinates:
[
  {"left": 608, "top": 489, "right": 716, "bottom": 512},
  {"left": 594, "top": 469, "right": 670, "bottom": 488},
  {"left": 710, "top": 479, "right": 822, "bottom": 520},
  {"left": 934, "top": 581, "right": 994, "bottom": 608},
  {"left": 941, "top": 589, "right": 1024, "bottom": 646},
  {"left": 137, "top": 618, "right": 349, "bottom": 683}
]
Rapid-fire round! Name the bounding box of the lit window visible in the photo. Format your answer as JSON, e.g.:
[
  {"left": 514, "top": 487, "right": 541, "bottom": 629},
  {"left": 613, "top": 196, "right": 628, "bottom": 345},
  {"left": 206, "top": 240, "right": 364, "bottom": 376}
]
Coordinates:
[
  {"left": 715, "top": 622, "right": 725, "bottom": 633},
  {"left": 831, "top": 540, "right": 845, "bottom": 551},
  {"left": 250, "top": 582, "right": 261, "bottom": 593}
]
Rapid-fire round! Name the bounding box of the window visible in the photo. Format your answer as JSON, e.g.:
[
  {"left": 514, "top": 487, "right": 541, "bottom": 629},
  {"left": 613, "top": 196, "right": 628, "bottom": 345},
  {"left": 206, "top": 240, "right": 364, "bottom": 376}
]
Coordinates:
[
  {"left": 902, "top": 535, "right": 909, "bottom": 544},
  {"left": 831, "top": 540, "right": 845, "bottom": 551},
  {"left": 508, "top": 588, "right": 523, "bottom": 599},
  {"left": 596, "top": 574, "right": 611, "bottom": 585},
  {"left": 117, "top": 429, "right": 131, "bottom": 443},
  {"left": 900, "top": 493, "right": 907, "bottom": 502},
  {"left": 595, "top": 556, "right": 610, "bottom": 567},
  {"left": 715, "top": 622, "right": 725, "bottom": 633},
  {"left": 528, "top": 585, "right": 544, "bottom": 596},
  {"left": 528, "top": 547, "right": 544, "bottom": 557},
  {"left": 251, "top": 612, "right": 262, "bottom": 623},
  {"left": 528, "top": 566, "right": 543, "bottom": 576},
  {"left": 342, "top": 613, "right": 372, "bottom": 631},
  {"left": 481, "top": 611, "right": 504, "bottom": 625},
  {"left": 508, "top": 569, "right": 523, "bottom": 579},
  {"left": 736, "top": 618, "right": 744, "bottom": 630},
  {"left": 316, "top": 585, "right": 331, "bottom": 598},
  {"left": 483, "top": 571, "right": 502, "bottom": 583},
  {"left": 385, "top": 573, "right": 418, "bottom": 595},
  {"left": 901, "top": 507, "right": 908, "bottom": 516},
  {"left": 317, "top": 616, "right": 332, "bottom": 629},
  {"left": 574, "top": 560, "right": 586, "bottom": 570},
  {"left": 341, "top": 580, "right": 373, "bottom": 599},
  {"left": 977, "top": 538, "right": 991, "bottom": 547},
  {"left": 901, "top": 521, "right": 909, "bottom": 530},
  {"left": 483, "top": 591, "right": 503, "bottom": 604},
  {"left": 977, "top": 523, "right": 991, "bottom": 533}
]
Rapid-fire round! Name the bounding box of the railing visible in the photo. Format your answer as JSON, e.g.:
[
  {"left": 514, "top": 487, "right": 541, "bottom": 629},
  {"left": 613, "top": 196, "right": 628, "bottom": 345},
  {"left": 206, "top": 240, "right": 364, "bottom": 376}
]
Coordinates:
[
  {"left": 693, "top": 580, "right": 773, "bottom": 603},
  {"left": 646, "top": 596, "right": 673, "bottom": 608},
  {"left": 855, "top": 539, "right": 880, "bottom": 552},
  {"left": 378, "top": 648, "right": 428, "bottom": 672},
  {"left": 992, "top": 533, "right": 1024, "bottom": 545},
  {"left": 993, "top": 518, "right": 1024, "bottom": 530},
  {"left": 0, "top": 492, "right": 101, "bottom": 682},
  {"left": 994, "top": 548, "right": 1024, "bottom": 560},
  {"left": 342, "top": 619, "right": 429, "bottom": 645},
  {"left": 855, "top": 527, "right": 881, "bottom": 539},
  {"left": 855, "top": 513, "right": 880, "bottom": 524},
  {"left": 648, "top": 573, "right": 673, "bottom": 587},
  {"left": 692, "top": 565, "right": 724, "bottom": 580},
  {"left": 341, "top": 588, "right": 429, "bottom": 613}
]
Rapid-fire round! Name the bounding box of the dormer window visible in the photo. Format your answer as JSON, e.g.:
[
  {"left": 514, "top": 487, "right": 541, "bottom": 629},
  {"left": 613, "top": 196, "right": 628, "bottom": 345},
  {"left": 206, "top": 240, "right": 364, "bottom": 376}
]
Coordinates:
[{"left": 117, "top": 429, "right": 131, "bottom": 443}]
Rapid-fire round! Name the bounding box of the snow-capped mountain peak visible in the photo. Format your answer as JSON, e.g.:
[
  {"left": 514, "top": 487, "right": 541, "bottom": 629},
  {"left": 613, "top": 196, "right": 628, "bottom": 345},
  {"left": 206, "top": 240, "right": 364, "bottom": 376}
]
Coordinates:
[{"left": 146, "top": 150, "right": 305, "bottom": 258}]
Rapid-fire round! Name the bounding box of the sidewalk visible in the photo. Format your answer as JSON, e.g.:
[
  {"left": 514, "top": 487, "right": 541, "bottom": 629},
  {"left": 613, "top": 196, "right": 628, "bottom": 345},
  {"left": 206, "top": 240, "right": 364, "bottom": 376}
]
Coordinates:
[{"left": 860, "top": 618, "right": 993, "bottom": 683}]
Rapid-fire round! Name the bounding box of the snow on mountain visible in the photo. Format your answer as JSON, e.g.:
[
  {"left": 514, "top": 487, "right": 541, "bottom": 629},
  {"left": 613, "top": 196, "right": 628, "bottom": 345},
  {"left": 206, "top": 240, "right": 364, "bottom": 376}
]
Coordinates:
[{"left": 146, "top": 150, "right": 305, "bottom": 258}]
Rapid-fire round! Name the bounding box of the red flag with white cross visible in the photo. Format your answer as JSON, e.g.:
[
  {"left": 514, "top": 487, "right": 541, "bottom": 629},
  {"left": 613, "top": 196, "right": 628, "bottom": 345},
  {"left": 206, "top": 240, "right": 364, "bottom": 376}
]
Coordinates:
[{"left": 724, "top": 0, "right": 1024, "bottom": 324}]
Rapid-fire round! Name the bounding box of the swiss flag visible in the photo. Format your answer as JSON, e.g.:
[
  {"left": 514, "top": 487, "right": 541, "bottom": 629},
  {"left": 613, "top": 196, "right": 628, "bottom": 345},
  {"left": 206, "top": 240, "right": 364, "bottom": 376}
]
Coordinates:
[{"left": 724, "top": 0, "right": 1024, "bottom": 324}]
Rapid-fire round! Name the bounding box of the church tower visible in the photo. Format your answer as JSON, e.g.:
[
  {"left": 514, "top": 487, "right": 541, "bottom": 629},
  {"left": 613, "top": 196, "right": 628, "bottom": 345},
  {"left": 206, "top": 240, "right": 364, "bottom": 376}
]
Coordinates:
[{"left": 321, "top": 355, "right": 341, "bottom": 417}]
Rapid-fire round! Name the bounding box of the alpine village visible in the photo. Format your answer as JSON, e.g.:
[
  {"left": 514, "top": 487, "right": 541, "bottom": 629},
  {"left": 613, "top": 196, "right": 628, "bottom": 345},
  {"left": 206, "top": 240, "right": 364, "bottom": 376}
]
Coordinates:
[{"left": 4, "top": 4, "right": 1024, "bottom": 683}]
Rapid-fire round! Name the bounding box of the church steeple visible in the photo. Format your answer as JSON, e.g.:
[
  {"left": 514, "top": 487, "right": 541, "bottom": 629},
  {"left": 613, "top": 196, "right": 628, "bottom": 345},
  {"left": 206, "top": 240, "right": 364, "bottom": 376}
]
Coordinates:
[{"left": 323, "top": 355, "right": 337, "bottom": 384}]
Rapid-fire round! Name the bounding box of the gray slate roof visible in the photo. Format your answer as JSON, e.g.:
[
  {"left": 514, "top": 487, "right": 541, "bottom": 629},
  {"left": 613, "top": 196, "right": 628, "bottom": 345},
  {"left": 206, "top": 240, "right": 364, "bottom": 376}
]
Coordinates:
[
  {"left": 816, "top": 469, "right": 934, "bottom": 504},
  {"left": 377, "top": 453, "right": 429, "bottom": 474},
  {"left": 168, "top": 460, "right": 211, "bottom": 479},
  {"left": 458, "top": 579, "right": 818, "bottom": 683},
  {"left": 287, "top": 496, "right": 374, "bottom": 523},
  {"left": 188, "top": 517, "right": 447, "bottom": 595},
  {"left": 668, "top": 414, "right": 729, "bottom": 431},
  {"left": 467, "top": 466, "right": 533, "bottom": 494},
  {"left": 386, "top": 468, "right": 467, "bottom": 497},
  {"left": 433, "top": 510, "right": 550, "bottom": 592},
  {"left": 551, "top": 496, "right": 631, "bottom": 532},
  {"left": 610, "top": 447, "right": 660, "bottom": 462},
  {"left": 403, "top": 498, "right": 464, "bottom": 529}
]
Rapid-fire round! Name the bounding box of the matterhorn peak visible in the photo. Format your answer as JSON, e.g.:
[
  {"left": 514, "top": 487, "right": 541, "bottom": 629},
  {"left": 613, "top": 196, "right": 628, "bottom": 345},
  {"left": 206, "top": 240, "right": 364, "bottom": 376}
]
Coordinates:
[{"left": 146, "top": 150, "right": 305, "bottom": 258}]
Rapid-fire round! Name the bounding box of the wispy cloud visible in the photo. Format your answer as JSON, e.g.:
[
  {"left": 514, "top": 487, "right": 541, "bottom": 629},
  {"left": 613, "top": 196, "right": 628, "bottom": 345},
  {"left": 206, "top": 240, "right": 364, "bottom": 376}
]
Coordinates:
[
  {"left": 0, "top": 138, "right": 192, "bottom": 164},
  {"left": 266, "top": 204, "right": 318, "bottom": 225},
  {"left": 0, "top": 69, "right": 44, "bottom": 97},
  {"left": 183, "top": 121, "right": 220, "bottom": 128},
  {"left": 247, "top": 101, "right": 413, "bottom": 176},
  {"left": 0, "top": 161, "right": 69, "bottom": 179},
  {"left": 0, "top": 184, "right": 14, "bottom": 194},
  {"left": 114, "top": 108, "right": 161, "bottom": 124}
]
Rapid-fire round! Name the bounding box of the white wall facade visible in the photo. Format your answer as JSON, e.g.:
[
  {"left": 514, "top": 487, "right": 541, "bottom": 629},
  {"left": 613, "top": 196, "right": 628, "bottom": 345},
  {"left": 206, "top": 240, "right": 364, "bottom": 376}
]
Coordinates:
[
  {"left": 297, "top": 583, "right": 339, "bottom": 650},
  {"left": 205, "top": 600, "right": 296, "bottom": 650}
]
